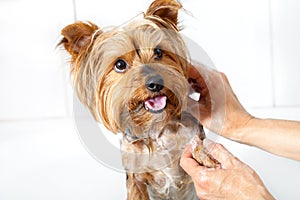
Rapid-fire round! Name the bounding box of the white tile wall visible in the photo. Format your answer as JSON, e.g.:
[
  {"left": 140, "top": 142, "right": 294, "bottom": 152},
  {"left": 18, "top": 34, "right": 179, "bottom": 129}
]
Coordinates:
[
  {"left": 1, "top": 0, "right": 300, "bottom": 199},
  {"left": 0, "top": 1, "right": 299, "bottom": 120},
  {"left": 0, "top": 0, "right": 74, "bottom": 119},
  {"left": 271, "top": 0, "right": 300, "bottom": 106},
  {"left": 75, "top": 0, "right": 276, "bottom": 108},
  {"left": 75, "top": 0, "right": 150, "bottom": 26},
  {"left": 181, "top": 0, "right": 273, "bottom": 108}
]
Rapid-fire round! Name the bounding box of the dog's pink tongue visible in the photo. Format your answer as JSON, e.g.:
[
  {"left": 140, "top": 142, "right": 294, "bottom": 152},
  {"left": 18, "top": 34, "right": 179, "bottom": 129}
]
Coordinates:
[{"left": 145, "top": 96, "right": 167, "bottom": 111}]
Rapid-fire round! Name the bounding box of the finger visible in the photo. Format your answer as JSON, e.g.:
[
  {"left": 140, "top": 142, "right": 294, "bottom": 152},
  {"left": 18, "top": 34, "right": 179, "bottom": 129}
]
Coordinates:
[
  {"left": 187, "top": 97, "right": 208, "bottom": 116},
  {"left": 188, "top": 62, "right": 214, "bottom": 79},
  {"left": 220, "top": 72, "right": 229, "bottom": 83},
  {"left": 188, "top": 63, "right": 202, "bottom": 80},
  {"left": 188, "top": 63, "right": 211, "bottom": 92},
  {"left": 203, "top": 139, "right": 240, "bottom": 169},
  {"left": 180, "top": 145, "right": 205, "bottom": 176},
  {"left": 181, "top": 144, "right": 193, "bottom": 158},
  {"left": 188, "top": 64, "right": 222, "bottom": 107},
  {"left": 187, "top": 98, "right": 211, "bottom": 126}
]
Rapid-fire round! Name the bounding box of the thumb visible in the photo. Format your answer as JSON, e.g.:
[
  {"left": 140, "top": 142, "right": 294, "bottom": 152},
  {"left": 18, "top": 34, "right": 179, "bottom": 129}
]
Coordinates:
[
  {"left": 187, "top": 97, "right": 211, "bottom": 126},
  {"left": 203, "top": 139, "right": 240, "bottom": 169},
  {"left": 180, "top": 144, "right": 205, "bottom": 177}
]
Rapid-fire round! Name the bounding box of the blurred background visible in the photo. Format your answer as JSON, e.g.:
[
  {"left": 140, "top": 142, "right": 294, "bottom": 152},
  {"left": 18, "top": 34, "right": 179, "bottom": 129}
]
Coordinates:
[{"left": 1, "top": 0, "right": 300, "bottom": 199}]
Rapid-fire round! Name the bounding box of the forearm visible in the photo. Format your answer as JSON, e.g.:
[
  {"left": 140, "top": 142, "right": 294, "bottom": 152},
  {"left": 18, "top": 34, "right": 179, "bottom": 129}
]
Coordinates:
[
  {"left": 235, "top": 118, "right": 300, "bottom": 161},
  {"left": 188, "top": 65, "right": 300, "bottom": 161}
]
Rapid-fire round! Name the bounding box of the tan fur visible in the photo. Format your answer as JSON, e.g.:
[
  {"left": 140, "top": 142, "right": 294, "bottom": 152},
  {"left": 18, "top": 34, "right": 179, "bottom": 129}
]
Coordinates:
[{"left": 60, "top": 0, "right": 219, "bottom": 199}]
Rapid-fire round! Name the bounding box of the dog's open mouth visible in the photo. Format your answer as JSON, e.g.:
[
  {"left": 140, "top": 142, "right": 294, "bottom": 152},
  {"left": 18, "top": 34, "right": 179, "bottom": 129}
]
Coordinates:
[{"left": 144, "top": 95, "right": 167, "bottom": 113}]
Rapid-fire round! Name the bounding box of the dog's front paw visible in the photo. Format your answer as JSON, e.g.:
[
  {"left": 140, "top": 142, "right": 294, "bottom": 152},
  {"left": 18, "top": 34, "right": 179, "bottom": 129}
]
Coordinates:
[{"left": 191, "top": 135, "right": 220, "bottom": 168}]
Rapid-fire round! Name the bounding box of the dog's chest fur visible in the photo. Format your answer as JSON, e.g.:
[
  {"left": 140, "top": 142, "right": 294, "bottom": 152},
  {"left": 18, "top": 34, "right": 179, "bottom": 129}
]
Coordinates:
[
  {"left": 139, "top": 165, "right": 198, "bottom": 200},
  {"left": 59, "top": 0, "right": 220, "bottom": 199},
  {"left": 121, "top": 112, "right": 201, "bottom": 200}
]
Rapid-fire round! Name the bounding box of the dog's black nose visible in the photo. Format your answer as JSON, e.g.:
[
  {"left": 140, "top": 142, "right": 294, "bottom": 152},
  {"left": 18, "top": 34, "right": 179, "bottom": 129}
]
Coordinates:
[{"left": 145, "top": 75, "right": 164, "bottom": 92}]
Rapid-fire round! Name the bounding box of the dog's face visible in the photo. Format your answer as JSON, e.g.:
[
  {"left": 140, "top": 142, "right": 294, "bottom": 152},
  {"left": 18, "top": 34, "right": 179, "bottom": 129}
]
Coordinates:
[{"left": 60, "top": 0, "right": 189, "bottom": 139}]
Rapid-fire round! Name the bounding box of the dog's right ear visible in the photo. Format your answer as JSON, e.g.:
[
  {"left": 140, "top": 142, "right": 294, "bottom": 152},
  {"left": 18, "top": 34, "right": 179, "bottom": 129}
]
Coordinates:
[
  {"left": 59, "top": 21, "right": 100, "bottom": 60},
  {"left": 145, "top": 0, "right": 182, "bottom": 29}
]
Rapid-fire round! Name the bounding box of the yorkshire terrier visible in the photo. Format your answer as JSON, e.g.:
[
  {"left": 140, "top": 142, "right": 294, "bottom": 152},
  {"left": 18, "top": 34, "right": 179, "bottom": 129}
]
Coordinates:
[{"left": 60, "top": 0, "right": 219, "bottom": 199}]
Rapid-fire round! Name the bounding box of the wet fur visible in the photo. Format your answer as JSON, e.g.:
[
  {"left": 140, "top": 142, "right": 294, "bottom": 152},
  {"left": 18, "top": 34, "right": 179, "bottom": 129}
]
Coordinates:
[{"left": 60, "top": 0, "right": 218, "bottom": 199}]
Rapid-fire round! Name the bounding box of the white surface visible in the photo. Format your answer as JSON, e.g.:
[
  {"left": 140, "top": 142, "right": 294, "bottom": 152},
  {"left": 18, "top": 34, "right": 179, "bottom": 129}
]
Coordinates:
[
  {"left": 0, "top": 110, "right": 300, "bottom": 199},
  {"left": 0, "top": 119, "right": 126, "bottom": 200}
]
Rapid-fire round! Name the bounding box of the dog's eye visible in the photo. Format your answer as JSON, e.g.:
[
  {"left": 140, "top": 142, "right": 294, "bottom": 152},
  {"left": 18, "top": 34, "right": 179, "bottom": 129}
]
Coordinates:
[
  {"left": 154, "top": 47, "right": 163, "bottom": 60},
  {"left": 114, "top": 59, "right": 129, "bottom": 73}
]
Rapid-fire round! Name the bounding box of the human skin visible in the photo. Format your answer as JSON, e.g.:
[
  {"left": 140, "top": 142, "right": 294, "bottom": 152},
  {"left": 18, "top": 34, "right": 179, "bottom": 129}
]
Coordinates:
[
  {"left": 187, "top": 63, "right": 300, "bottom": 161},
  {"left": 181, "top": 63, "right": 300, "bottom": 199},
  {"left": 180, "top": 139, "right": 275, "bottom": 200}
]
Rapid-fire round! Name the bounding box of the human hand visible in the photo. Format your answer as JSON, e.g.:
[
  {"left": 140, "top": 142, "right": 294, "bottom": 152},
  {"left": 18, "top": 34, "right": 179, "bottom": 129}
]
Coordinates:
[
  {"left": 180, "top": 139, "right": 275, "bottom": 200},
  {"left": 187, "top": 63, "right": 253, "bottom": 140}
]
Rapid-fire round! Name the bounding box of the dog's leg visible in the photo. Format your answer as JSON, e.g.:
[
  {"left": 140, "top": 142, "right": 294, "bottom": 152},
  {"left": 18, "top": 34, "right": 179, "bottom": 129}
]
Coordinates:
[
  {"left": 126, "top": 173, "right": 150, "bottom": 200},
  {"left": 180, "top": 112, "right": 220, "bottom": 168},
  {"left": 191, "top": 135, "right": 220, "bottom": 168}
]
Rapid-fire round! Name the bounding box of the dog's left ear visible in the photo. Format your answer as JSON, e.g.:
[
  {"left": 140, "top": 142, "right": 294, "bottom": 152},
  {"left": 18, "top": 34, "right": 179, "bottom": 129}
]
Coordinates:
[{"left": 145, "top": 0, "right": 182, "bottom": 28}]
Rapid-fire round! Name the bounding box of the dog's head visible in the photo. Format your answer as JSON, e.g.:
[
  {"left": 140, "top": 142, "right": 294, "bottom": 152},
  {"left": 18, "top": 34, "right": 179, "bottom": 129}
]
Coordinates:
[{"left": 60, "top": 0, "right": 190, "bottom": 139}]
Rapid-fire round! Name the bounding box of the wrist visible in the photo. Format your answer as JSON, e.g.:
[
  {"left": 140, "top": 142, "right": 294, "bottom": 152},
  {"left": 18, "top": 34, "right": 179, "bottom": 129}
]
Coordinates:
[
  {"left": 258, "top": 185, "right": 276, "bottom": 200},
  {"left": 226, "top": 114, "right": 257, "bottom": 143}
]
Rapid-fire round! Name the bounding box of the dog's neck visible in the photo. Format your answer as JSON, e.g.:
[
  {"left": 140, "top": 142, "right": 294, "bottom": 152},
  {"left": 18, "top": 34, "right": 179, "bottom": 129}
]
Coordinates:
[
  {"left": 120, "top": 112, "right": 201, "bottom": 199},
  {"left": 123, "top": 112, "right": 182, "bottom": 142}
]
